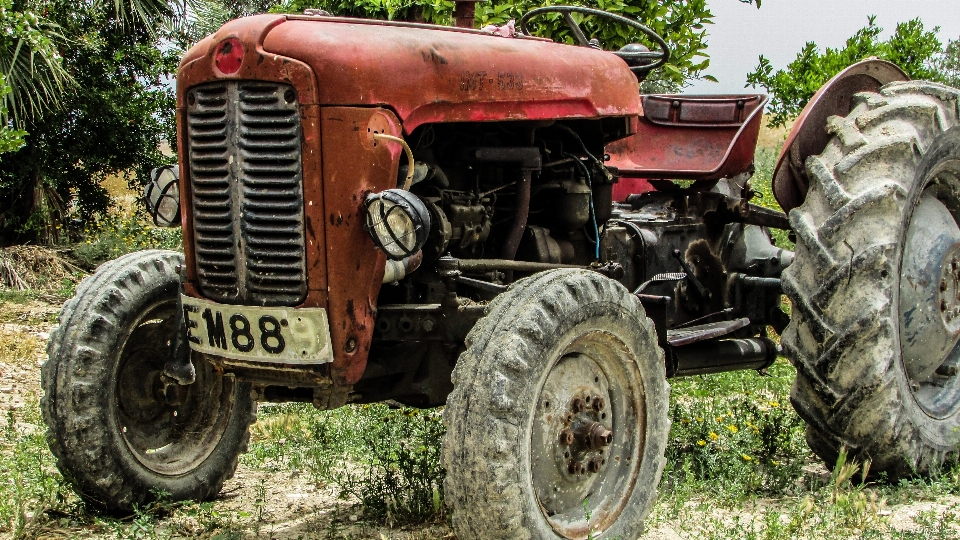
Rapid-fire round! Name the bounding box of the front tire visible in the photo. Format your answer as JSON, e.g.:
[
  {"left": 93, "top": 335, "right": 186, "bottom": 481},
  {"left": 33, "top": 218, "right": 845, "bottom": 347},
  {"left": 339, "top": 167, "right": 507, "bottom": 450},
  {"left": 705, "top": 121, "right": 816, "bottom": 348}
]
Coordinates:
[
  {"left": 783, "top": 81, "right": 960, "bottom": 477},
  {"left": 443, "top": 269, "right": 669, "bottom": 539},
  {"left": 42, "top": 250, "right": 256, "bottom": 512}
]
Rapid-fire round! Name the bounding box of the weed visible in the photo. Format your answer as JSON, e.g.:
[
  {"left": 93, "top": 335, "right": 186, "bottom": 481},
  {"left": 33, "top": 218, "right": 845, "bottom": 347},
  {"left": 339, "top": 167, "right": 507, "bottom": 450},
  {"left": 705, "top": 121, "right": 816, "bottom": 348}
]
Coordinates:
[
  {"left": 71, "top": 213, "right": 182, "bottom": 270},
  {"left": 0, "top": 399, "right": 75, "bottom": 538},
  {"left": 662, "top": 359, "right": 809, "bottom": 501}
]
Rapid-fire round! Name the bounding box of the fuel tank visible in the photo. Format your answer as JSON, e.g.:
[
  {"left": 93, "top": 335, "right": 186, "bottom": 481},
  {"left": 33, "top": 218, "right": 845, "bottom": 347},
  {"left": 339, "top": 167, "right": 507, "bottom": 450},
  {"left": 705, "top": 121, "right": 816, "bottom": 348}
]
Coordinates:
[{"left": 179, "top": 14, "right": 641, "bottom": 132}]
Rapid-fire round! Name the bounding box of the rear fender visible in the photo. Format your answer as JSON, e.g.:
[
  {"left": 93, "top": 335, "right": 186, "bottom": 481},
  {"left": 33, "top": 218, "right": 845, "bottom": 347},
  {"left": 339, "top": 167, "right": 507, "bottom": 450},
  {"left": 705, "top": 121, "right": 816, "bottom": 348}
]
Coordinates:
[{"left": 772, "top": 59, "right": 908, "bottom": 213}]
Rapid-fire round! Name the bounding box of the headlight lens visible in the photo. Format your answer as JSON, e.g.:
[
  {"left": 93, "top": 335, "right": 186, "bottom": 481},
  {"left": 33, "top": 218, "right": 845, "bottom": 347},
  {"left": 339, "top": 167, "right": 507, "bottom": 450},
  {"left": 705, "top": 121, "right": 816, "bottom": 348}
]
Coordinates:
[
  {"left": 364, "top": 189, "right": 431, "bottom": 260},
  {"left": 144, "top": 165, "right": 181, "bottom": 227}
]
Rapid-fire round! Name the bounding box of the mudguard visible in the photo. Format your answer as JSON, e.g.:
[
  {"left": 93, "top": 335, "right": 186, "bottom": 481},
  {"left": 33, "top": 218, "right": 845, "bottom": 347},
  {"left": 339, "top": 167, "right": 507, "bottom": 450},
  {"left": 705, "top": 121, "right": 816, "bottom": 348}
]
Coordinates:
[{"left": 772, "top": 59, "right": 908, "bottom": 212}]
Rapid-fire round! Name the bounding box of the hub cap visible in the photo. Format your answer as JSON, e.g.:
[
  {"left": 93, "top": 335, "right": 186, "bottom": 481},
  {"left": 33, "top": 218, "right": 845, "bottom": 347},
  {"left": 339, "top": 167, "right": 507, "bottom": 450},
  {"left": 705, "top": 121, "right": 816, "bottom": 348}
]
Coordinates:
[
  {"left": 530, "top": 333, "right": 644, "bottom": 538},
  {"left": 900, "top": 164, "right": 960, "bottom": 417}
]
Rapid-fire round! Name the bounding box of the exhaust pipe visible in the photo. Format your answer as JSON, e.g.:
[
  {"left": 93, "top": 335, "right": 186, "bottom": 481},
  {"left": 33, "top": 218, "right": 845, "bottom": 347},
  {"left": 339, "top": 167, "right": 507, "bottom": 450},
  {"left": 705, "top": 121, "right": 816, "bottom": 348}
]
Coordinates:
[{"left": 671, "top": 337, "right": 778, "bottom": 377}]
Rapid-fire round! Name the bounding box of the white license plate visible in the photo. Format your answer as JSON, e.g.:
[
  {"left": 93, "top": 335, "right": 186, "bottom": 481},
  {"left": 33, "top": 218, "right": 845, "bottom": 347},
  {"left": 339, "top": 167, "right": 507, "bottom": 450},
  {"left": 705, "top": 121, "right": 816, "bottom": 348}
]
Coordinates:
[{"left": 181, "top": 295, "right": 334, "bottom": 364}]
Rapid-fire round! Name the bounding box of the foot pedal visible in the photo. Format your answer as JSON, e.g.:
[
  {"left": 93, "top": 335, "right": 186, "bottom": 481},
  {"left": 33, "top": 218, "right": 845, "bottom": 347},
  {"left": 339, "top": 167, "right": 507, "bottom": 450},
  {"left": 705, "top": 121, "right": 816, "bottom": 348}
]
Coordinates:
[{"left": 667, "top": 318, "right": 750, "bottom": 347}]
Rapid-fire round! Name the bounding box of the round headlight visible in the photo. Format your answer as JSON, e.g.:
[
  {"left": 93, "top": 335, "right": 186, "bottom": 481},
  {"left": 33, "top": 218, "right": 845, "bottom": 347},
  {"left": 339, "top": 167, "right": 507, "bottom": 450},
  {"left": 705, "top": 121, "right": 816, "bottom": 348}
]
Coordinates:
[
  {"left": 144, "top": 165, "right": 181, "bottom": 227},
  {"left": 364, "top": 189, "right": 431, "bottom": 260}
]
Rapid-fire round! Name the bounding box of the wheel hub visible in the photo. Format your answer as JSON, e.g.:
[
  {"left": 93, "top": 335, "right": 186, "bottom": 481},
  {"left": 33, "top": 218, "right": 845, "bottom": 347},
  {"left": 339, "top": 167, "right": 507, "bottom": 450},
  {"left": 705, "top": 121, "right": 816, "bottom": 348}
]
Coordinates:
[
  {"left": 899, "top": 190, "right": 960, "bottom": 381},
  {"left": 555, "top": 396, "right": 613, "bottom": 479},
  {"left": 530, "top": 345, "right": 643, "bottom": 538}
]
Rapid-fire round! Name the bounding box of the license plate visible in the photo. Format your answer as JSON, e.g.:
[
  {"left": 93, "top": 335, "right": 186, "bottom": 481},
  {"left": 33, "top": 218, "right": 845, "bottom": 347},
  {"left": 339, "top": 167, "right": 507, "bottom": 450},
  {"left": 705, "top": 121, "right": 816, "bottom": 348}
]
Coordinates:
[{"left": 181, "top": 295, "right": 334, "bottom": 364}]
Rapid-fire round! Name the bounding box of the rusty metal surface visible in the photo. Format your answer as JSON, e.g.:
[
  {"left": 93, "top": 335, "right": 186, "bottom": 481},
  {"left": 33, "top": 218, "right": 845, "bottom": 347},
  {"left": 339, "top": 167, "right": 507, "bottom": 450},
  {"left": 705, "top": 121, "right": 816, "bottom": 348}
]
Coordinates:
[
  {"left": 772, "top": 59, "right": 908, "bottom": 212},
  {"left": 605, "top": 94, "right": 767, "bottom": 180},
  {"left": 186, "top": 81, "right": 307, "bottom": 306},
  {"left": 452, "top": 0, "right": 481, "bottom": 29},
  {"left": 261, "top": 17, "right": 640, "bottom": 133},
  {"left": 321, "top": 107, "right": 403, "bottom": 386},
  {"left": 177, "top": 15, "right": 327, "bottom": 307},
  {"left": 530, "top": 333, "right": 644, "bottom": 537}
]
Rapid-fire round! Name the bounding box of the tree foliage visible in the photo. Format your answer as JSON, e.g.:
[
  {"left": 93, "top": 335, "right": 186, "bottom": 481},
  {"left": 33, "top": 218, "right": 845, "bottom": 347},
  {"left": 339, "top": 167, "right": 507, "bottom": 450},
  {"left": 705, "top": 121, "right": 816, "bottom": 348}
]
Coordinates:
[
  {"left": 747, "top": 16, "right": 946, "bottom": 128},
  {"left": 0, "top": 0, "right": 73, "bottom": 128},
  {"left": 0, "top": 0, "right": 178, "bottom": 245},
  {"left": 275, "top": 0, "right": 759, "bottom": 92},
  {"left": 933, "top": 38, "right": 960, "bottom": 88},
  {"left": 174, "top": 0, "right": 280, "bottom": 44}
]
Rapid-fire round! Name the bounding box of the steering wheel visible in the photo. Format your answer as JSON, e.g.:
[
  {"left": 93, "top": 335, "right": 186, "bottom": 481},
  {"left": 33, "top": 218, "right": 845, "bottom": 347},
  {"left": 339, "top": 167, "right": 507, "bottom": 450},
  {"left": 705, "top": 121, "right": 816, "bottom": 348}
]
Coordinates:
[{"left": 518, "top": 6, "right": 670, "bottom": 76}]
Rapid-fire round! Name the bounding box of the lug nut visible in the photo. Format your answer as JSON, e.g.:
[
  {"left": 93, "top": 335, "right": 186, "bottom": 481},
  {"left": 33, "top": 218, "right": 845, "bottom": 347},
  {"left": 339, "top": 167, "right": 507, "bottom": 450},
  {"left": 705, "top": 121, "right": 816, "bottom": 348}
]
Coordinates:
[
  {"left": 942, "top": 280, "right": 948, "bottom": 292},
  {"left": 571, "top": 397, "right": 585, "bottom": 413},
  {"left": 942, "top": 300, "right": 948, "bottom": 312},
  {"left": 559, "top": 429, "right": 575, "bottom": 446},
  {"left": 592, "top": 396, "right": 605, "bottom": 411},
  {"left": 587, "top": 456, "right": 603, "bottom": 473},
  {"left": 568, "top": 461, "right": 584, "bottom": 475},
  {"left": 588, "top": 422, "right": 613, "bottom": 448}
]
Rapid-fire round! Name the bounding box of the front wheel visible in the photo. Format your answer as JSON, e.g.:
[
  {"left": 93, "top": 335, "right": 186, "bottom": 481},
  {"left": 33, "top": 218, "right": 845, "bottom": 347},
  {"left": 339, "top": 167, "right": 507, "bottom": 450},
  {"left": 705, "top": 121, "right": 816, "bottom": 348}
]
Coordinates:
[
  {"left": 784, "top": 81, "right": 960, "bottom": 477},
  {"left": 42, "top": 250, "right": 256, "bottom": 512},
  {"left": 443, "top": 269, "right": 669, "bottom": 539}
]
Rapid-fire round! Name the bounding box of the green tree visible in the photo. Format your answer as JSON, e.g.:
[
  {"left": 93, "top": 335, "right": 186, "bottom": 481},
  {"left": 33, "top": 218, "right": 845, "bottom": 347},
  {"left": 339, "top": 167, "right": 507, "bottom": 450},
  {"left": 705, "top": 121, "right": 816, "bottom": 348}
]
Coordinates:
[
  {"left": 934, "top": 38, "right": 960, "bottom": 88},
  {"left": 747, "top": 16, "right": 945, "bottom": 127},
  {"left": 275, "top": 0, "right": 759, "bottom": 92},
  {"left": 0, "top": 75, "right": 27, "bottom": 155},
  {"left": 0, "top": 0, "right": 178, "bottom": 245},
  {"left": 0, "top": 0, "right": 73, "bottom": 128},
  {"left": 174, "top": 0, "right": 281, "bottom": 44}
]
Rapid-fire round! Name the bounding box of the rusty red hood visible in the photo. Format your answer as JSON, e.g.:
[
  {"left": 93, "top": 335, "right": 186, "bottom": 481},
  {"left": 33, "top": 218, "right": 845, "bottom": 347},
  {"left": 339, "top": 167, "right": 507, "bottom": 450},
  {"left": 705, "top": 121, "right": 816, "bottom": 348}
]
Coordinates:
[{"left": 180, "top": 14, "right": 641, "bottom": 132}]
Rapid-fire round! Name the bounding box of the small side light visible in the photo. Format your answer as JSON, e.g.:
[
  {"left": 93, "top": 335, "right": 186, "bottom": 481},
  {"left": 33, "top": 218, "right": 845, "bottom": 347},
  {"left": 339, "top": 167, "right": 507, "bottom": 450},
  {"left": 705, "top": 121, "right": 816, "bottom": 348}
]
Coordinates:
[
  {"left": 144, "top": 165, "right": 181, "bottom": 227},
  {"left": 364, "top": 189, "right": 431, "bottom": 260},
  {"left": 214, "top": 38, "right": 243, "bottom": 75}
]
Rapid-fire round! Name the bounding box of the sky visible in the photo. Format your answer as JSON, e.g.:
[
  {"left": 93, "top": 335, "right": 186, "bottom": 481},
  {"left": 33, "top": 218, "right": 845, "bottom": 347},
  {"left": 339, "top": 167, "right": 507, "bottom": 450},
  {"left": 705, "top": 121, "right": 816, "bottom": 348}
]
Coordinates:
[{"left": 685, "top": 0, "right": 960, "bottom": 95}]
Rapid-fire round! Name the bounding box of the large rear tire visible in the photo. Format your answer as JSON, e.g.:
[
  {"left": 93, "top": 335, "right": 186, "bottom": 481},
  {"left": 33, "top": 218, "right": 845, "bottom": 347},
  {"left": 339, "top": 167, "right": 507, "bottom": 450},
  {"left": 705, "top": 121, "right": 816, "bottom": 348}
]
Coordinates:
[
  {"left": 783, "top": 81, "right": 960, "bottom": 477},
  {"left": 442, "top": 269, "right": 669, "bottom": 539},
  {"left": 42, "top": 250, "right": 256, "bottom": 512}
]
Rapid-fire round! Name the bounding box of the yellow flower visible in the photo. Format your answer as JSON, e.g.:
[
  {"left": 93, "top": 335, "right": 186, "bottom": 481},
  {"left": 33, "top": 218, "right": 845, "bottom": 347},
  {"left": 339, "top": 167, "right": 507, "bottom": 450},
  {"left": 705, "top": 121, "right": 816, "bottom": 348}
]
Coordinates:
[
  {"left": 772, "top": 460, "right": 780, "bottom": 466},
  {"left": 709, "top": 432, "right": 719, "bottom": 441},
  {"left": 695, "top": 417, "right": 703, "bottom": 422},
  {"left": 726, "top": 425, "right": 739, "bottom": 434},
  {"left": 715, "top": 416, "right": 723, "bottom": 422},
  {"left": 697, "top": 440, "right": 706, "bottom": 447},
  {"left": 742, "top": 454, "right": 752, "bottom": 461},
  {"left": 681, "top": 418, "right": 690, "bottom": 425},
  {"left": 770, "top": 401, "right": 780, "bottom": 408}
]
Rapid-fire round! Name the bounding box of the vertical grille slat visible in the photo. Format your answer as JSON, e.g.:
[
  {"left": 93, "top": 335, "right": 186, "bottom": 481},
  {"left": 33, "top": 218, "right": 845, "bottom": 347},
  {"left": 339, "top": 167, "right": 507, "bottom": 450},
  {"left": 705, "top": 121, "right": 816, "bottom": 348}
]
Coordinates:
[{"left": 187, "top": 81, "right": 307, "bottom": 306}]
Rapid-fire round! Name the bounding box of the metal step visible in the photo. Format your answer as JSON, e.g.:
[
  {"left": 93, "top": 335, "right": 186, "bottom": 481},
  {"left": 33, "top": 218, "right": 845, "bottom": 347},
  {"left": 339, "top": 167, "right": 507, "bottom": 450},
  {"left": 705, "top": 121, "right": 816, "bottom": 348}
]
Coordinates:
[{"left": 667, "top": 317, "right": 750, "bottom": 347}]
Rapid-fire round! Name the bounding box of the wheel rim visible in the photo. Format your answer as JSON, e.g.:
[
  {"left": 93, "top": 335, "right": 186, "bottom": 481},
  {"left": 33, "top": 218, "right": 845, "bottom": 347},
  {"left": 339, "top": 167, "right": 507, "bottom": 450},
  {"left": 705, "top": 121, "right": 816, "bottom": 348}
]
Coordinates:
[
  {"left": 115, "top": 299, "right": 237, "bottom": 476},
  {"left": 530, "top": 331, "right": 644, "bottom": 539},
  {"left": 899, "top": 159, "right": 960, "bottom": 418}
]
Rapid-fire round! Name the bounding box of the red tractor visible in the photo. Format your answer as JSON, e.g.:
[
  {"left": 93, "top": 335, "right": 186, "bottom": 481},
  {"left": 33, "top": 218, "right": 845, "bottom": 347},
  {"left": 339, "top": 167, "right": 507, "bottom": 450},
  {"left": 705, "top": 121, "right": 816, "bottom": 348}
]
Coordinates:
[{"left": 42, "top": 6, "right": 960, "bottom": 539}]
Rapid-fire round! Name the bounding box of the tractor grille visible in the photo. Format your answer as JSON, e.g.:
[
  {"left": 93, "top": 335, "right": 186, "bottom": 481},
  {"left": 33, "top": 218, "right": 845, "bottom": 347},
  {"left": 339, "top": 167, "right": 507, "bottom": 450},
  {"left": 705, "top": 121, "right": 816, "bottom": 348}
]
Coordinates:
[{"left": 186, "top": 81, "right": 306, "bottom": 306}]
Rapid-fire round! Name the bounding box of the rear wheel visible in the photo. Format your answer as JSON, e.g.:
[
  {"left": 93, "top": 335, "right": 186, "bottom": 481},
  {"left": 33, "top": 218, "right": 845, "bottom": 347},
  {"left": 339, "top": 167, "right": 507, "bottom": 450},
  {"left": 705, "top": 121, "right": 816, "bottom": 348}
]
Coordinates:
[
  {"left": 443, "top": 269, "right": 669, "bottom": 539},
  {"left": 783, "top": 81, "right": 960, "bottom": 476},
  {"left": 42, "top": 250, "right": 256, "bottom": 512}
]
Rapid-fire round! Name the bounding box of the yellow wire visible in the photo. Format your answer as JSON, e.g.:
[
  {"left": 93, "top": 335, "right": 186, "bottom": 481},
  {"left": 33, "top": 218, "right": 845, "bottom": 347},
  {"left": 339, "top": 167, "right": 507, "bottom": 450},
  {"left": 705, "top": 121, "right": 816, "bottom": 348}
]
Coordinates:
[{"left": 372, "top": 133, "right": 415, "bottom": 190}]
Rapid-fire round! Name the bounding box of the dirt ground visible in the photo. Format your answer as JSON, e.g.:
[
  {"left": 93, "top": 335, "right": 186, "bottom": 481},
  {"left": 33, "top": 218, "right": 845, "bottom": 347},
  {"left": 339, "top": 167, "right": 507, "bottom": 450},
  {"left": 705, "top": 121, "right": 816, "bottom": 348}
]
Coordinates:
[{"left": 3, "top": 296, "right": 960, "bottom": 540}]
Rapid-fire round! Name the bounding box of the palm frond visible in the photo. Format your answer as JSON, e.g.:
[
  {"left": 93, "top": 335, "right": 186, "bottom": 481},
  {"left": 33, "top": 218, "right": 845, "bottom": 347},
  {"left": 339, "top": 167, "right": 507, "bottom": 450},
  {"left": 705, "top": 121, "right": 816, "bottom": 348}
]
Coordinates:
[
  {"left": 0, "top": 16, "right": 74, "bottom": 128},
  {"left": 105, "top": 0, "right": 173, "bottom": 30}
]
